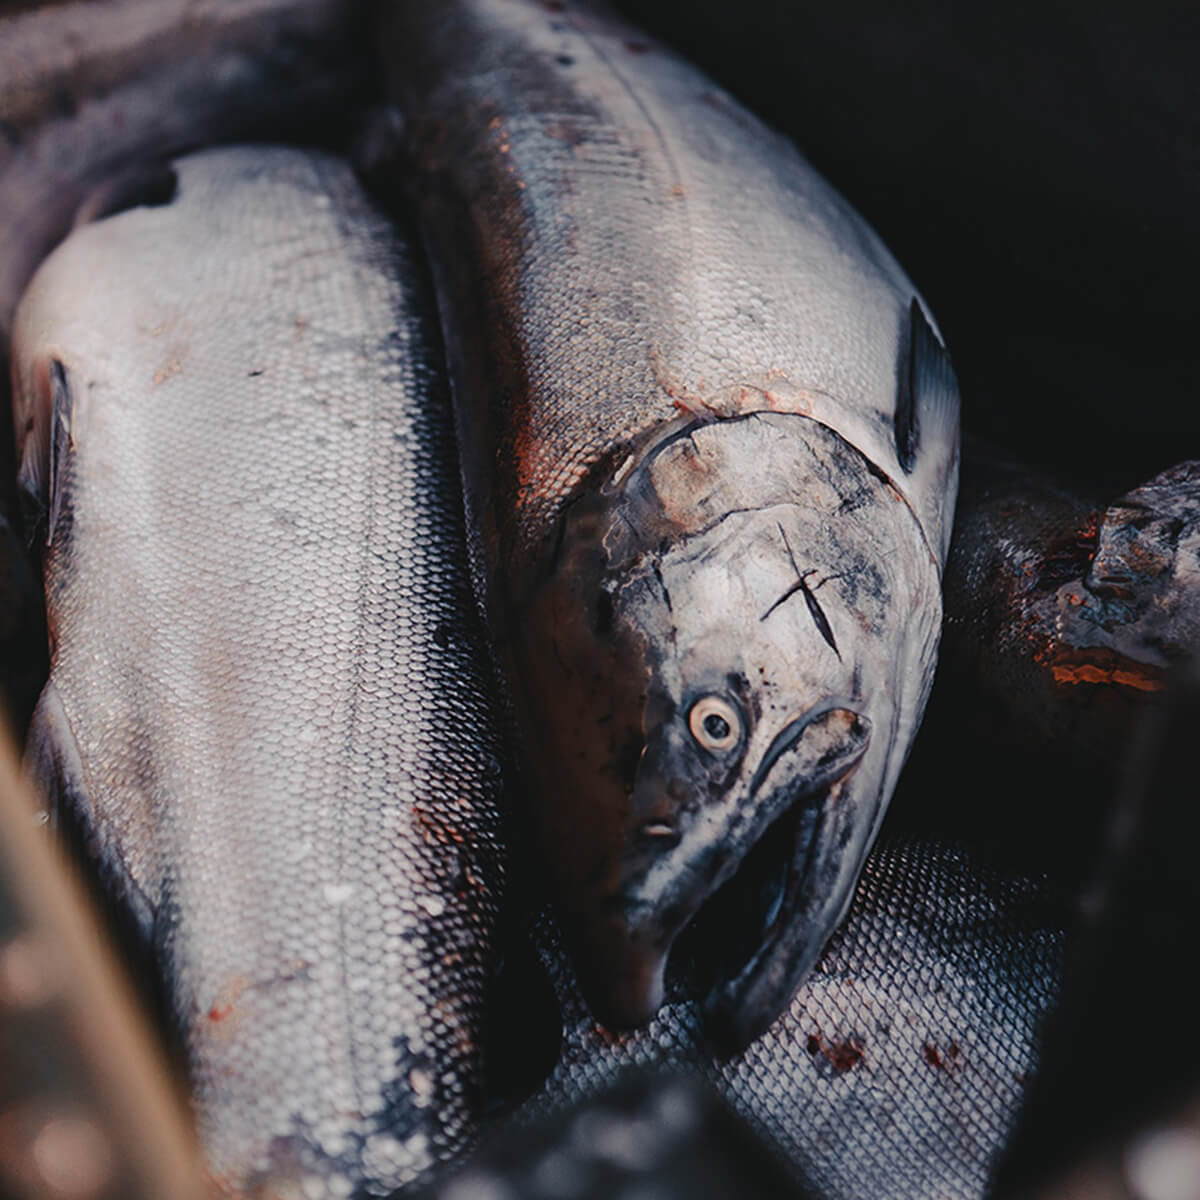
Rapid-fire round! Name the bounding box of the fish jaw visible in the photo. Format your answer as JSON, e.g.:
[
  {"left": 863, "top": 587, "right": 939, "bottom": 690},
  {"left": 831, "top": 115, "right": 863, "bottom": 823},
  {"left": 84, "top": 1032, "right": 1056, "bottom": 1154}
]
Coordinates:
[
  {"left": 511, "top": 413, "right": 942, "bottom": 1044},
  {"left": 575, "top": 702, "right": 876, "bottom": 1034}
]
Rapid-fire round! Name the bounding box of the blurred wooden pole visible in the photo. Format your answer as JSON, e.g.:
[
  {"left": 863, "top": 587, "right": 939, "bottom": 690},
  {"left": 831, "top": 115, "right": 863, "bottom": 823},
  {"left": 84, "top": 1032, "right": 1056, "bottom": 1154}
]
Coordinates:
[{"left": 0, "top": 731, "right": 212, "bottom": 1199}]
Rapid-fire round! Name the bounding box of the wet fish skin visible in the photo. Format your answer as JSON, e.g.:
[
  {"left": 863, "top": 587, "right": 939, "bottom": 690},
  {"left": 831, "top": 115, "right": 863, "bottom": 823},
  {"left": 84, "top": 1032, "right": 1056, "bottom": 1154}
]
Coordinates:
[
  {"left": 492, "top": 835, "right": 1064, "bottom": 1200},
  {"left": 380, "top": 0, "right": 959, "bottom": 1048},
  {"left": 944, "top": 444, "right": 1200, "bottom": 738},
  {"left": 0, "top": 0, "right": 373, "bottom": 360},
  {"left": 13, "top": 145, "right": 507, "bottom": 1196}
]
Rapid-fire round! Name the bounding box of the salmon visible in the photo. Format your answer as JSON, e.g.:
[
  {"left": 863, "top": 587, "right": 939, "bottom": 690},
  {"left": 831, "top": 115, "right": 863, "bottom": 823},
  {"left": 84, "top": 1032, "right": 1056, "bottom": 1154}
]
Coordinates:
[
  {"left": 379, "top": 0, "right": 960, "bottom": 1049},
  {"left": 12, "top": 144, "right": 507, "bottom": 1197}
]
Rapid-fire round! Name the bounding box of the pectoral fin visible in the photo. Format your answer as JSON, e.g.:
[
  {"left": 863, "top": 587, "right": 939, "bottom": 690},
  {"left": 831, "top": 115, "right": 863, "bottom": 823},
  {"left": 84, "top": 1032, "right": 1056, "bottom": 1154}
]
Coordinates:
[
  {"left": 16, "top": 356, "right": 74, "bottom": 550},
  {"left": 895, "top": 297, "right": 961, "bottom": 561}
]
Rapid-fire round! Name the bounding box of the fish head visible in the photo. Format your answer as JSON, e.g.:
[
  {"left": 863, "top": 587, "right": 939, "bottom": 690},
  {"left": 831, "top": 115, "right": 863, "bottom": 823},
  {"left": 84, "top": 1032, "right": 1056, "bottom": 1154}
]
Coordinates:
[{"left": 515, "top": 413, "right": 942, "bottom": 1049}]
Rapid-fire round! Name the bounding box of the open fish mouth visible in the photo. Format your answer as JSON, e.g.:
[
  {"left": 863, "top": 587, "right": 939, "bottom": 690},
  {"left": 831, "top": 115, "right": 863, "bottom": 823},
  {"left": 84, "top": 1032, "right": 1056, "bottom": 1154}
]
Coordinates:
[{"left": 673, "top": 736, "right": 869, "bottom": 1053}]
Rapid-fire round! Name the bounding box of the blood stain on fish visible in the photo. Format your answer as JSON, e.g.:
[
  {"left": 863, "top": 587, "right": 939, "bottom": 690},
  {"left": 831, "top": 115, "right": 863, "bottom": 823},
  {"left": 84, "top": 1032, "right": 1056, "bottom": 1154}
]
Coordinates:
[{"left": 806, "top": 1031, "right": 865, "bottom": 1074}]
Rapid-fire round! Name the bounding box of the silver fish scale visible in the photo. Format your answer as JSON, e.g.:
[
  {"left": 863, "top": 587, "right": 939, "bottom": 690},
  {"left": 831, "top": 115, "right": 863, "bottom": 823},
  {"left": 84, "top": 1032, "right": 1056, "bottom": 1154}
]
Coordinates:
[
  {"left": 14, "top": 145, "right": 505, "bottom": 1197},
  {"left": 390, "top": 0, "right": 953, "bottom": 578},
  {"left": 511, "top": 838, "right": 1063, "bottom": 1200}
]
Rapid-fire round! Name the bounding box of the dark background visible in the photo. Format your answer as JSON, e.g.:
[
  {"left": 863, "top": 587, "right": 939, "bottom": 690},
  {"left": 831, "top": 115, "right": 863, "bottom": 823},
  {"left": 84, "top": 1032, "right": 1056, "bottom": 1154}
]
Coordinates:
[{"left": 612, "top": 0, "right": 1200, "bottom": 495}]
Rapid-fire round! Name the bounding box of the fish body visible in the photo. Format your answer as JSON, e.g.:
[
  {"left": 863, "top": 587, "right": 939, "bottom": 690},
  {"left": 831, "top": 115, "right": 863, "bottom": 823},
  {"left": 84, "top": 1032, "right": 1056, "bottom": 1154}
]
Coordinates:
[
  {"left": 901, "top": 443, "right": 1200, "bottom": 882},
  {"left": 499, "top": 836, "right": 1063, "bottom": 1200},
  {"left": 12, "top": 145, "right": 506, "bottom": 1196},
  {"left": 381, "top": 0, "right": 960, "bottom": 1047},
  {"left": 0, "top": 0, "right": 371, "bottom": 359},
  {"left": 944, "top": 447, "right": 1200, "bottom": 733}
]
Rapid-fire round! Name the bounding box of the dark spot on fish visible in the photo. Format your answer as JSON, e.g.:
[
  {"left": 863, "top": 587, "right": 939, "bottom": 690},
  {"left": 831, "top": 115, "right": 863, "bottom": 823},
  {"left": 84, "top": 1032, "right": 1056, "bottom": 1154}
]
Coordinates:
[
  {"left": 0, "top": 119, "right": 19, "bottom": 148},
  {"left": 53, "top": 83, "right": 76, "bottom": 120},
  {"left": 433, "top": 623, "right": 452, "bottom": 649},
  {"left": 556, "top": 53, "right": 575, "bottom": 67},
  {"left": 593, "top": 589, "right": 614, "bottom": 635},
  {"left": 625, "top": 40, "right": 650, "bottom": 54},
  {"left": 247, "top": 368, "right": 265, "bottom": 378}
]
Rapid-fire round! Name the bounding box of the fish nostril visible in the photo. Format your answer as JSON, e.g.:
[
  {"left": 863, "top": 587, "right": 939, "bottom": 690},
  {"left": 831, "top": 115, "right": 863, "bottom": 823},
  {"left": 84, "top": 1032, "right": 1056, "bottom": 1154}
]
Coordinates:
[
  {"left": 640, "top": 821, "right": 681, "bottom": 847},
  {"left": 1086, "top": 559, "right": 1134, "bottom": 596}
]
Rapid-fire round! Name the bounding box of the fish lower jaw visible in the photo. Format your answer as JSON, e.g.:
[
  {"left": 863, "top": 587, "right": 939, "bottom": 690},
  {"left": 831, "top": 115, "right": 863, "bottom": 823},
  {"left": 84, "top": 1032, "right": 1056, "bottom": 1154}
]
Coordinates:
[{"left": 669, "top": 783, "right": 830, "bottom": 1052}]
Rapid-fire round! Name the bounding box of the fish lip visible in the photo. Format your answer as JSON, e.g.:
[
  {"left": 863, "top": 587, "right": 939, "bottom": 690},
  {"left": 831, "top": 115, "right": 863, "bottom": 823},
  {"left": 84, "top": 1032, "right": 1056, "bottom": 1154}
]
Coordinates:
[{"left": 696, "top": 799, "right": 839, "bottom": 1054}]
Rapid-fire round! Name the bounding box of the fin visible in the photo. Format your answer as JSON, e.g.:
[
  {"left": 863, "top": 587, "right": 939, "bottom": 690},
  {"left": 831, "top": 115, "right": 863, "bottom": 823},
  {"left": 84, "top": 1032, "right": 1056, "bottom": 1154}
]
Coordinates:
[
  {"left": 15, "top": 356, "right": 73, "bottom": 551},
  {"left": 71, "top": 161, "right": 178, "bottom": 229},
  {"left": 45, "top": 359, "right": 73, "bottom": 548},
  {"left": 895, "top": 298, "right": 962, "bottom": 561},
  {"left": 895, "top": 298, "right": 957, "bottom": 472}
]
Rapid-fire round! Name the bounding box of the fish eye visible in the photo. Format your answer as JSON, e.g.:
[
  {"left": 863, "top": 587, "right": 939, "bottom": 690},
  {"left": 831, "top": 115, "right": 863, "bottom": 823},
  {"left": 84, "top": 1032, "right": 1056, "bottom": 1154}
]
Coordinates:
[{"left": 688, "top": 696, "right": 742, "bottom": 753}]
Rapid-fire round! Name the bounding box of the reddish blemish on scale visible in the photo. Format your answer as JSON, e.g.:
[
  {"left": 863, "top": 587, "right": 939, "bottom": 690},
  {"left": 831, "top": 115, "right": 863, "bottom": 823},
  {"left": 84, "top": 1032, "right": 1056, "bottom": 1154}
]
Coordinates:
[
  {"left": 923, "top": 1040, "right": 963, "bottom": 1070},
  {"left": 593, "top": 1022, "right": 634, "bottom": 1048},
  {"left": 208, "top": 1002, "right": 233, "bottom": 1023},
  {"left": 806, "top": 1031, "right": 865, "bottom": 1073},
  {"left": 1051, "top": 662, "right": 1162, "bottom": 691}
]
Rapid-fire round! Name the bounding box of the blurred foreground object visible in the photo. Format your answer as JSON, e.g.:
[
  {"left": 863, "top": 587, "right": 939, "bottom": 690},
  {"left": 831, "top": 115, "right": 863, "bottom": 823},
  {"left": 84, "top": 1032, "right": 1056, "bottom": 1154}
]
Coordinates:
[
  {"left": 992, "top": 655, "right": 1200, "bottom": 1200},
  {"left": 421, "top": 1076, "right": 808, "bottom": 1200},
  {"left": 0, "top": 731, "right": 210, "bottom": 1200}
]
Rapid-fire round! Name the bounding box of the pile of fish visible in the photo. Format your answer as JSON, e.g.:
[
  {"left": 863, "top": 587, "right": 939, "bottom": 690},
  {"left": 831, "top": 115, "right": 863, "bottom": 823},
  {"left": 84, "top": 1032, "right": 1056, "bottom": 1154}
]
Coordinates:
[{"left": 0, "top": 1, "right": 1196, "bottom": 1198}]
